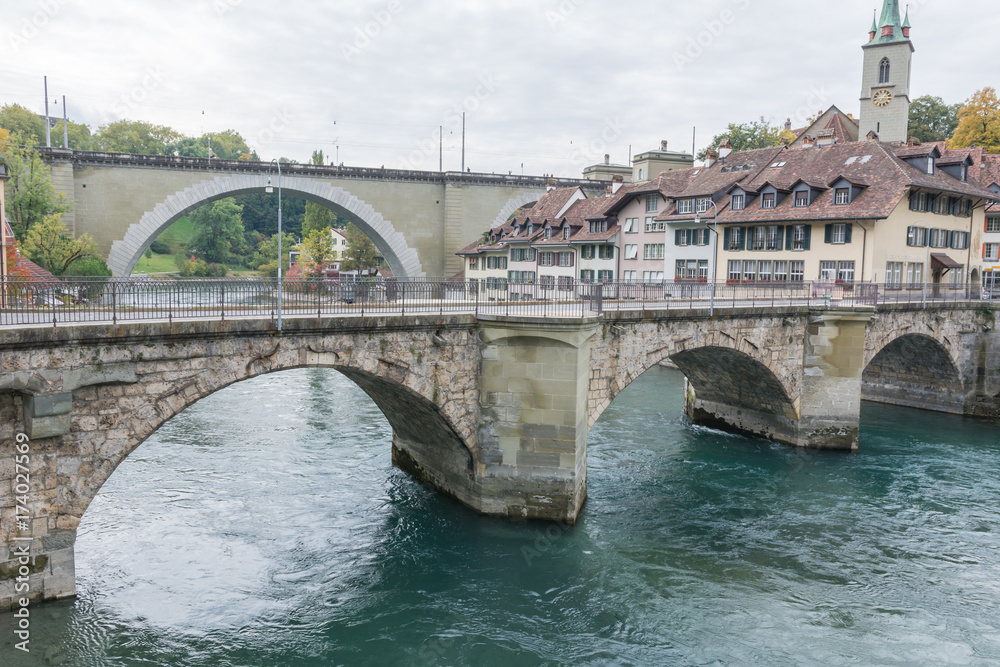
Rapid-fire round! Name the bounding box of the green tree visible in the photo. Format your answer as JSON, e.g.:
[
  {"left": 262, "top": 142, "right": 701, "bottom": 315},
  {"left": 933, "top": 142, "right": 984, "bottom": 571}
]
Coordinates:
[
  {"left": 22, "top": 214, "right": 99, "bottom": 276},
  {"left": 63, "top": 256, "right": 112, "bottom": 277},
  {"left": 168, "top": 137, "right": 210, "bottom": 158},
  {"left": 2, "top": 144, "right": 72, "bottom": 238},
  {"left": 252, "top": 231, "right": 296, "bottom": 277},
  {"left": 949, "top": 87, "right": 1000, "bottom": 153},
  {"left": 698, "top": 117, "right": 784, "bottom": 160},
  {"left": 52, "top": 118, "right": 95, "bottom": 150},
  {"left": 908, "top": 96, "right": 962, "bottom": 143},
  {"left": 340, "top": 223, "right": 381, "bottom": 274},
  {"left": 188, "top": 198, "right": 247, "bottom": 263},
  {"left": 202, "top": 129, "right": 250, "bottom": 160},
  {"left": 300, "top": 228, "right": 335, "bottom": 276},
  {"left": 0, "top": 104, "right": 46, "bottom": 146},
  {"left": 234, "top": 192, "right": 306, "bottom": 238},
  {"left": 93, "top": 120, "right": 182, "bottom": 155},
  {"left": 302, "top": 150, "right": 336, "bottom": 237}
]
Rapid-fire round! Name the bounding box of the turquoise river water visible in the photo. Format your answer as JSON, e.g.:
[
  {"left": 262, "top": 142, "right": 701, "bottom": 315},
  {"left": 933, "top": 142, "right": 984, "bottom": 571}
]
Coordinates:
[{"left": 3, "top": 366, "right": 1000, "bottom": 666}]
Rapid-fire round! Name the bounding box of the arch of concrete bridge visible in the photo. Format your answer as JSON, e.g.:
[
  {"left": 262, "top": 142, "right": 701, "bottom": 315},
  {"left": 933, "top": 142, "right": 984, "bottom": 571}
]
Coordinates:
[
  {"left": 106, "top": 174, "right": 425, "bottom": 278},
  {"left": 72, "top": 364, "right": 472, "bottom": 526},
  {"left": 862, "top": 332, "right": 965, "bottom": 411}
]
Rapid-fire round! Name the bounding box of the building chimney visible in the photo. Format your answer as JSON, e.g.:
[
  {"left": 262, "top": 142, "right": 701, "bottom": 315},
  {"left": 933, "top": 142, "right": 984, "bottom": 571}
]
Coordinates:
[
  {"left": 704, "top": 149, "right": 719, "bottom": 168},
  {"left": 604, "top": 154, "right": 610, "bottom": 165},
  {"left": 802, "top": 136, "right": 816, "bottom": 148},
  {"left": 611, "top": 174, "right": 624, "bottom": 194},
  {"left": 660, "top": 140, "right": 668, "bottom": 151},
  {"left": 784, "top": 118, "right": 792, "bottom": 131},
  {"left": 546, "top": 178, "right": 557, "bottom": 192}
]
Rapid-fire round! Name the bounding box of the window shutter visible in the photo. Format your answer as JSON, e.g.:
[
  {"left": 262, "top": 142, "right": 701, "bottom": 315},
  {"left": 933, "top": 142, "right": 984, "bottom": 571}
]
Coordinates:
[
  {"left": 675, "top": 229, "right": 681, "bottom": 245},
  {"left": 785, "top": 226, "right": 793, "bottom": 250},
  {"left": 687, "top": 229, "right": 695, "bottom": 245},
  {"left": 909, "top": 193, "right": 917, "bottom": 211},
  {"left": 844, "top": 224, "right": 852, "bottom": 244},
  {"left": 724, "top": 227, "right": 731, "bottom": 250},
  {"left": 569, "top": 253, "right": 575, "bottom": 267},
  {"left": 824, "top": 224, "right": 833, "bottom": 243},
  {"left": 778, "top": 226, "right": 786, "bottom": 250},
  {"left": 803, "top": 225, "right": 811, "bottom": 250}
]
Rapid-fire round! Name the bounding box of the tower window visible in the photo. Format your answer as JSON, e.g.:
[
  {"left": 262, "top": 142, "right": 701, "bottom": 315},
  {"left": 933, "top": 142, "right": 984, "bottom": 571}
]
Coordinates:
[{"left": 878, "top": 57, "right": 890, "bottom": 84}]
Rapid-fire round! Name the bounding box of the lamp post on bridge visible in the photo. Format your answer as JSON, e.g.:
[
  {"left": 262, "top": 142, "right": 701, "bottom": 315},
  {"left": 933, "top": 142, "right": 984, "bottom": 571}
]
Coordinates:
[
  {"left": 266, "top": 159, "right": 283, "bottom": 331},
  {"left": 915, "top": 218, "right": 929, "bottom": 309},
  {"left": 694, "top": 198, "right": 720, "bottom": 316},
  {"left": 0, "top": 158, "right": 10, "bottom": 309}
]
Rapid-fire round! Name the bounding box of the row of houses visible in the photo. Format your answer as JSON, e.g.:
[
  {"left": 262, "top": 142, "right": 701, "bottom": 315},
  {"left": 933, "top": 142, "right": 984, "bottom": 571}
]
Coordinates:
[{"left": 458, "top": 138, "right": 1000, "bottom": 293}]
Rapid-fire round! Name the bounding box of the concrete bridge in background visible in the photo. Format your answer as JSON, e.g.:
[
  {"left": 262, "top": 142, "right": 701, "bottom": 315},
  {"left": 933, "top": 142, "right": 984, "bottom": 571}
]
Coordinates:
[
  {"left": 36, "top": 147, "right": 606, "bottom": 279},
  {"left": 1, "top": 302, "right": 998, "bottom": 610}
]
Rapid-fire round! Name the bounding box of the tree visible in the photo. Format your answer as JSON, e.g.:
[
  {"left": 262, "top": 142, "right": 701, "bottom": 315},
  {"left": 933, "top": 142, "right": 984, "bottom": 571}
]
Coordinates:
[
  {"left": 93, "top": 120, "right": 182, "bottom": 155},
  {"left": 0, "top": 104, "right": 46, "bottom": 146},
  {"left": 698, "top": 117, "right": 784, "bottom": 160},
  {"left": 908, "top": 96, "right": 962, "bottom": 144},
  {"left": 3, "top": 144, "right": 72, "bottom": 238},
  {"left": 168, "top": 137, "right": 209, "bottom": 158},
  {"left": 51, "top": 118, "right": 95, "bottom": 150},
  {"left": 302, "top": 150, "right": 336, "bottom": 237},
  {"left": 234, "top": 192, "right": 305, "bottom": 238},
  {"left": 340, "top": 223, "right": 382, "bottom": 274},
  {"left": 22, "top": 214, "right": 99, "bottom": 276},
  {"left": 201, "top": 129, "right": 250, "bottom": 160},
  {"left": 949, "top": 87, "right": 1000, "bottom": 153},
  {"left": 300, "top": 228, "right": 335, "bottom": 276},
  {"left": 251, "top": 231, "right": 296, "bottom": 277},
  {"left": 188, "top": 198, "right": 247, "bottom": 264}
]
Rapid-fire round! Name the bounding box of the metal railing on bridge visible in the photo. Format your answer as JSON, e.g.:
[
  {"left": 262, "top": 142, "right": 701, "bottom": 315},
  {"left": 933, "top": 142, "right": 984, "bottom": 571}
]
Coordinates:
[{"left": 0, "top": 277, "right": 993, "bottom": 328}]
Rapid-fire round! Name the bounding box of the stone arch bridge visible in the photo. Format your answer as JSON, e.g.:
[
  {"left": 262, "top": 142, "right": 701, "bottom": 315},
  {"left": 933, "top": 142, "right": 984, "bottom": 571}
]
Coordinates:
[
  {"left": 0, "top": 303, "right": 997, "bottom": 609},
  {"left": 36, "top": 147, "right": 604, "bottom": 278}
]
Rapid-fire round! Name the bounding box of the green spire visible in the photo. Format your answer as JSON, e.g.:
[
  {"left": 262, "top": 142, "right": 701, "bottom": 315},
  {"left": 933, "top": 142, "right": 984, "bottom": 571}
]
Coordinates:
[
  {"left": 870, "top": 11, "right": 878, "bottom": 34},
  {"left": 869, "top": 0, "right": 908, "bottom": 44},
  {"left": 878, "top": 0, "right": 901, "bottom": 28},
  {"left": 902, "top": 6, "right": 911, "bottom": 29}
]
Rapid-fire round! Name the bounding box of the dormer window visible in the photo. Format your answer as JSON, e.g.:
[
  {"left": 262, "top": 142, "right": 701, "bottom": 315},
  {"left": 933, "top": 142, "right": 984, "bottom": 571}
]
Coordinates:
[
  {"left": 879, "top": 57, "right": 890, "bottom": 84},
  {"left": 834, "top": 188, "right": 851, "bottom": 205},
  {"left": 545, "top": 227, "right": 552, "bottom": 240},
  {"left": 927, "top": 156, "right": 935, "bottom": 175},
  {"left": 794, "top": 190, "right": 809, "bottom": 207},
  {"left": 730, "top": 193, "right": 745, "bottom": 210},
  {"left": 527, "top": 223, "right": 534, "bottom": 235},
  {"left": 696, "top": 198, "right": 711, "bottom": 214},
  {"left": 646, "top": 193, "right": 658, "bottom": 212},
  {"left": 761, "top": 192, "right": 775, "bottom": 209},
  {"left": 562, "top": 227, "right": 570, "bottom": 240},
  {"left": 677, "top": 199, "right": 694, "bottom": 215}
]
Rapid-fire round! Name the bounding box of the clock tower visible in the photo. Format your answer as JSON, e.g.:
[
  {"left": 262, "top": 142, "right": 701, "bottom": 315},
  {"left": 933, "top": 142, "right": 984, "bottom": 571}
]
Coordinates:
[{"left": 859, "top": 0, "right": 914, "bottom": 143}]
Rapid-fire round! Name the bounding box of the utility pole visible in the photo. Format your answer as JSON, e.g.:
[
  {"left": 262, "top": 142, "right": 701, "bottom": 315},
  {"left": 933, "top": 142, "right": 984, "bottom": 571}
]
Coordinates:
[
  {"left": 44, "top": 76, "right": 51, "bottom": 147},
  {"left": 692, "top": 126, "right": 696, "bottom": 161},
  {"left": 439, "top": 125, "right": 443, "bottom": 172},
  {"left": 461, "top": 112, "right": 466, "bottom": 173},
  {"left": 62, "top": 95, "right": 68, "bottom": 148}
]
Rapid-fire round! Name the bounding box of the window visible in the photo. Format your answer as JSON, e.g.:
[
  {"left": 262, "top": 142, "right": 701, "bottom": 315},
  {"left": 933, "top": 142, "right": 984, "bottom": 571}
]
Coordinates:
[
  {"left": 731, "top": 193, "right": 745, "bottom": 210},
  {"left": 673, "top": 260, "right": 706, "bottom": 282},
  {"left": 791, "top": 225, "right": 809, "bottom": 250},
  {"left": 469, "top": 257, "right": 478, "bottom": 270},
  {"left": 751, "top": 226, "right": 766, "bottom": 250},
  {"left": 558, "top": 252, "right": 574, "bottom": 267},
  {"left": 910, "top": 192, "right": 928, "bottom": 212},
  {"left": 643, "top": 243, "right": 665, "bottom": 260},
  {"left": 766, "top": 225, "right": 780, "bottom": 250},
  {"left": 646, "top": 193, "right": 659, "bottom": 213},
  {"left": 935, "top": 195, "right": 950, "bottom": 215},
  {"left": 597, "top": 270, "right": 614, "bottom": 281},
  {"left": 837, "top": 261, "right": 855, "bottom": 283},
  {"left": 622, "top": 270, "right": 637, "bottom": 282},
  {"left": 820, "top": 261, "right": 836, "bottom": 281},
  {"left": 545, "top": 227, "right": 552, "bottom": 240},
  {"left": 581, "top": 245, "right": 595, "bottom": 260},
  {"left": 959, "top": 199, "right": 972, "bottom": 217},
  {"left": 580, "top": 269, "right": 595, "bottom": 282},
  {"left": 984, "top": 243, "right": 1000, "bottom": 261},
  {"left": 929, "top": 229, "right": 947, "bottom": 248},
  {"left": 485, "top": 277, "right": 506, "bottom": 290},
  {"left": 624, "top": 217, "right": 639, "bottom": 233},
  {"left": 510, "top": 247, "right": 536, "bottom": 262},
  {"left": 950, "top": 268, "right": 964, "bottom": 285},
  {"left": 645, "top": 216, "right": 658, "bottom": 232},
  {"left": 527, "top": 224, "right": 534, "bottom": 235},
  {"left": 539, "top": 252, "right": 554, "bottom": 266},
  {"left": 589, "top": 220, "right": 608, "bottom": 233},
  {"left": 625, "top": 244, "right": 639, "bottom": 260},
  {"left": 879, "top": 57, "right": 890, "bottom": 84},
  {"left": 696, "top": 198, "right": 711, "bottom": 214},
  {"left": 728, "top": 260, "right": 742, "bottom": 282},
  {"left": 986, "top": 218, "right": 1000, "bottom": 233},
  {"left": 677, "top": 199, "right": 694, "bottom": 215},
  {"left": 758, "top": 260, "right": 772, "bottom": 281},
  {"left": 558, "top": 276, "right": 573, "bottom": 291},
  {"left": 642, "top": 271, "right": 664, "bottom": 282},
  {"left": 675, "top": 260, "right": 686, "bottom": 280},
  {"left": 728, "top": 226, "right": 743, "bottom": 251},
  {"left": 761, "top": 192, "right": 775, "bottom": 209},
  {"left": 599, "top": 245, "right": 615, "bottom": 259},
  {"left": 507, "top": 270, "right": 535, "bottom": 283},
  {"left": 886, "top": 262, "right": 903, "bottom": 287},
  {"left": 742, "top": 260, "right": 757, "bottom": 282},
  {"left": 793, "top": 190, "right": 809, "bottom": 207},
  {"left": 540, "top": 275, "right": 555, "bottom": 289},
  {"left": 563, "top": 227, "right": 570, "bottom": 240},
  {"left": 951, "top": 231, "right": 969, "bottom": 250},
  {"left": 906, "top": 226, "right": 928, "bottom": 247},
  {"left": 906, "top": 263, "right": 924, "bottom": 286},
  {"left": 773, "top": 260, "right": 788, "bottom": 282},
  {"left": 830, "top": 223, "right": 847, "bottom": 244},
  {"left": 834, "top": 188, "right": 850, "bottom": 205},
  {"left": 698, "top": 228, "right": 711, "bottom": 246},
  {"left": 790, "top": 261, "right": 804, "bottom": 282},
  {"left": 698, "top": 260, "right": 708, "bottom": 281},
  {"left": 677, "top": 229, "right": 689, "bottom": 246}
]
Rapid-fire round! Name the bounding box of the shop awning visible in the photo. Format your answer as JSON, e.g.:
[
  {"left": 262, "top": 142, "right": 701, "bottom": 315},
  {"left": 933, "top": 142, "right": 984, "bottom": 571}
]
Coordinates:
[{"left": 931, "top": 253, "right": 963, "bottom": 270}]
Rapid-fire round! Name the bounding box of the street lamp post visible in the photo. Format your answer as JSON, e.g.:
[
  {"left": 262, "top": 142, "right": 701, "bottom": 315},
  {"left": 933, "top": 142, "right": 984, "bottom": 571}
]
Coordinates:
[
  {"left": 694, "top": 198, "right": 720, "bottom": 316},
  {"left": 266, "top": 160, "right": 283, "bottom": 331},
  {"left": 915, "top": 219, "right": 929, "bottom": 309}
]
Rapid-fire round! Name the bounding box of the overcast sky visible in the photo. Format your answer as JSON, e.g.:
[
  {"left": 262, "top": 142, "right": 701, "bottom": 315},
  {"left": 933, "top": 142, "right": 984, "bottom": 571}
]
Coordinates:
[{"left": 2, "top": 0, "right": 997, "bottom": 177}]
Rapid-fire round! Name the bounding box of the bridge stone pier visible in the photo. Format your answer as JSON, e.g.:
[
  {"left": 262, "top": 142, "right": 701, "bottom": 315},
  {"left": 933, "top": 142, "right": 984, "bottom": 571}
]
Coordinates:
[{"left": 1, "top": 304, "right": 997, "bottom": 609}]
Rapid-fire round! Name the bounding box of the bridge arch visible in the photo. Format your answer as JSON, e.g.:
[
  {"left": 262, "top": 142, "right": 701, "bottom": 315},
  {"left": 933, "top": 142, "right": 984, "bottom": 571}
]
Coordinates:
[
  {"left": 862, "top": 332, "right": 966, "bottom": 413},
  {"left": 106, "top": 174, "right": 425, "bottom": 278},
  {"left": 490, "top": 193, "right": 542, "bottom": 229}
]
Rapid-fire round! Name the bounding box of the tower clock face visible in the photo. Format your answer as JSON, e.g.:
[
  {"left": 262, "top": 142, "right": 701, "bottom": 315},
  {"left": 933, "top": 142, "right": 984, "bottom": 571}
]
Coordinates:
[{"left": 873, "top": 89, "right": 893, "bottom": 108}]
